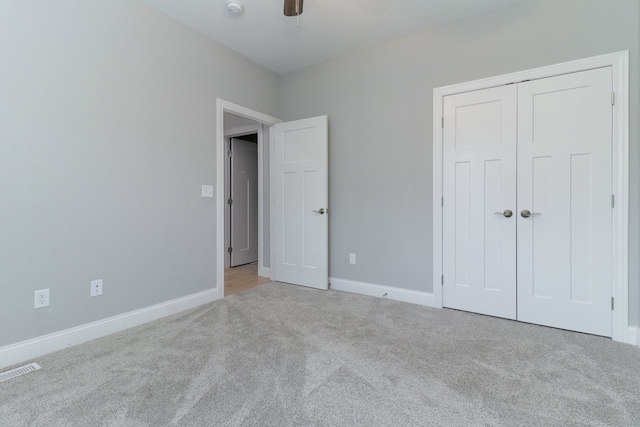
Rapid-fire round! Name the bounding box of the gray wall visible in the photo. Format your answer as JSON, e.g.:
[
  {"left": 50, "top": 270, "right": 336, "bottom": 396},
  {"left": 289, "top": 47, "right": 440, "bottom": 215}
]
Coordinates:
[
  {"left": 0, "top": 0, "right": 280, "bottom": 347},
  {"left": 280, "top": 0, "right": 640, "bottom": 325},
  {"left": 2, "top": 0, "right": 638, "bottom": 352}
]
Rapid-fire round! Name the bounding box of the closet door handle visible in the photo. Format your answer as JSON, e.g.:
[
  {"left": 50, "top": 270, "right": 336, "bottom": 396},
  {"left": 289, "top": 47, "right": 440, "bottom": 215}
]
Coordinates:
[
  {"left": 521, "top": 209, "right": 541, "bottom": 218},
  {"left": 494, "top": 210, "right": 513, "bottom": 218}
]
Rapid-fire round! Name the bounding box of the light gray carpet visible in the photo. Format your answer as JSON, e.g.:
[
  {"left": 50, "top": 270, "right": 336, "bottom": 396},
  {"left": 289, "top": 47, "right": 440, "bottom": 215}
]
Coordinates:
[{"left": 1, "top": 282, "right": 639, "bottom": 426}]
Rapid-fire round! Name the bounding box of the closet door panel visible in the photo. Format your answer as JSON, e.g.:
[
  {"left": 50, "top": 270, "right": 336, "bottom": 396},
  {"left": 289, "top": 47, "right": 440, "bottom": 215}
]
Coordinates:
[
  {"left": 442, "top": 85, "right": 517, "bottom": 320},
  {"left": 516, "top": 67, "right": 613, "bottom": 337}
]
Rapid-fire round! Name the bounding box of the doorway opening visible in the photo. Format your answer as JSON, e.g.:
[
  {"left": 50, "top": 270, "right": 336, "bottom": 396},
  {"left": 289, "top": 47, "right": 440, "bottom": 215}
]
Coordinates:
[
  {"left": 225, "top": 132, "right": 270, "bottom": 296},
  {"left": 216, "top": 100, "right": 281, "bottom": 299}
]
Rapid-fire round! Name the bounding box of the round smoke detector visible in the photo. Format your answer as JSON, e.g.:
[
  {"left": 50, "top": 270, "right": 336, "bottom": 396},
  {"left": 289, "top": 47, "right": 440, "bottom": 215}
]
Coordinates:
[{"left": 226, "top": 0, "right": 244, "bottom": 15}]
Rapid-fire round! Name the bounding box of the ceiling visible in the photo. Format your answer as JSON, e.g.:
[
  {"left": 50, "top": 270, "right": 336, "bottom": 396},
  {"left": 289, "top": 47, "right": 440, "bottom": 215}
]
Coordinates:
[{"left": 141, "top": 0, "right": 525, "bottom": 75}]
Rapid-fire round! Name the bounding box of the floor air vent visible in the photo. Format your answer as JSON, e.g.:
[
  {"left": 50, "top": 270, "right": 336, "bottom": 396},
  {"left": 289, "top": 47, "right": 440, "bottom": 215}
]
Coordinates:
[{"left": 0, "top": 362, "right": 41, "bottom": 383}]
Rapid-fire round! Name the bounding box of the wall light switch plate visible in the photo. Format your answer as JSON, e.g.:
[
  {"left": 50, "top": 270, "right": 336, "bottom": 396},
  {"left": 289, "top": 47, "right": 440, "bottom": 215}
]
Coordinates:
[
  {"left": 201, "top": 185, "right": 214, "bottom": 198},
  {"left": 349, "top": 253, "right": 356, "bottom": 264}
]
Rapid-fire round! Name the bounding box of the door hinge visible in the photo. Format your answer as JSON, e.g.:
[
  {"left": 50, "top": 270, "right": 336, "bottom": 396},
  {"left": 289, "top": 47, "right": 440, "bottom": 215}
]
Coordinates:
[
  {"left": 228, "top": 198, "right": 233, "bottom": 205},
  {"left": 441, "top": 117, "right": 444, "bottom": 128},
  {"left": 611, "top": 91, "right": 615, "bottom": 106},
  {"left": 611, "top": 297, "right": 614, "bottom": 310},
  {"left": 441, "top": 197, "right": 444, "bottom": 207},
  {"left": 228, "top": 150, "right": 233, "bottom": 157},
  {"left": 611, "top": 195, "right": 615, "bottom": 208},
  {"left": 228, "top": 246, "right": 233, "bottom": 253},
  {"left": 441, "top": 275, "right": 444, "bottom": 286}
]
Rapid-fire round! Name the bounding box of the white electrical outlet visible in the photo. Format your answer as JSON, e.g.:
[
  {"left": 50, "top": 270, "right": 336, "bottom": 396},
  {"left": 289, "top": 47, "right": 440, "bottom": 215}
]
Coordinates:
[
  {"left": 90, "top": 279, "right": 103, "bottom": 297},
  {"left": 349, "top": 253, "right": 356, "bottom": 264},
  {"left": 34, "top": 289, "right": 50, "bottom": 309}
]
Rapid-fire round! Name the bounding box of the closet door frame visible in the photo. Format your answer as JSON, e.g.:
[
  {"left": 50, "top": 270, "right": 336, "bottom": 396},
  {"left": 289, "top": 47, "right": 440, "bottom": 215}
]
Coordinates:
[{"left": 432, "top": 51, "right": 630, "bottom": 343}]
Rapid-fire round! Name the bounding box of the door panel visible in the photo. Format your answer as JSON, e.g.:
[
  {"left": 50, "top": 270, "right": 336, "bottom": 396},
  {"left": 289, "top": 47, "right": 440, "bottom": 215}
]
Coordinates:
[
  {"left": 272, "top": 116, "right": 328, "bottom": 290},
  {"left": 442, "top": 85, "right": 518, "bottom": 319},
  {"left": 230, "top": 138, "right": 258, "bottom": 267},
  {"left": 531, "top": 156, "right": 553, "bottom": 299},
  {"left": 517, "top": 67, "right": 612, "bottom": 337}
]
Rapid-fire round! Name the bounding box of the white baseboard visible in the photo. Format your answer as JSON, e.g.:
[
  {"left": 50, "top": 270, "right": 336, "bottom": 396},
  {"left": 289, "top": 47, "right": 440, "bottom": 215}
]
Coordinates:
[
  {"left": 0, "top": 288, "right": 220, "bottom": 370},
  {"left": 259, "top": 266, "right": 270, "bottom": 279},
  {"left": 330, "top": 278, "right": 638, "bottom": 346},
  {"left": 329, "top": 277, "right": 439, "bottom": 308},
  {"left": 629, "top": 326, "right": 639, "bottom": 346}
]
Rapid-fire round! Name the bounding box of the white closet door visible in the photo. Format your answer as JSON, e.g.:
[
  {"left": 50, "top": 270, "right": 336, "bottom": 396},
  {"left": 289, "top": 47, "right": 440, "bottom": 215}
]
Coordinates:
[
  {"left": 517, "top": 67, "right": 613, "bottom": 337},
  {"left": 442, "top": 85, "right": 518, "bottom": 319}
]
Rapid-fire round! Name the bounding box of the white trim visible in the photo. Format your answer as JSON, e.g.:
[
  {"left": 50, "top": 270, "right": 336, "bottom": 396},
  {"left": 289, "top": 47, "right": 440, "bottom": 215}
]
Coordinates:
[
  {"left": 0, "top": 289, "right": 218, "bottom": 370},
  {"left": 609, "top": 52, "right": 629, "bottom": 343},
  {"left": 330, "top": 277, "right": 438, "bottom": 307},
  {"left": 432, "top": 51, "right": 630, "bottom": 343},
  {"left": 216, "top": 100, "right": 281, "bottom": 299},
  {"left": 225, "top": 124, "right": 263, "bottom": 137},
  {"left": 256, "top": 126, "right": 267, "bottom": 278},
  {"left": 628, "top": 327, "right": 639, "bottom": 346},
  {"left": 259, "top": 266, "right": 270, "bottom": 278},
  {"left": 269, "top": 125, "right": 276, "bottom": 278}
]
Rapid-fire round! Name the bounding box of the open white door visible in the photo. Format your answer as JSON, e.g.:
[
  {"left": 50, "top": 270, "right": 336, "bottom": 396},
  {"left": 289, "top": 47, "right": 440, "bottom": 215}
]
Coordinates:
[{"left": 272, "top": 116, "right": 328, "bottom": 290}]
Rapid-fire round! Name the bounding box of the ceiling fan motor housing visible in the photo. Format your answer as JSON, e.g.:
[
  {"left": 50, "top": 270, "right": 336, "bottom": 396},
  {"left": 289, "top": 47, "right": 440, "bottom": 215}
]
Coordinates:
[{"left": 284, "top": 0, "right": 304, "bottom": 16}]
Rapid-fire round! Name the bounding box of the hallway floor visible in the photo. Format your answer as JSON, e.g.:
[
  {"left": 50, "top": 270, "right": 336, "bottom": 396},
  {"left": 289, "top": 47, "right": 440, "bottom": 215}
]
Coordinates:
[{"left": 224, "top": 263, "right": 271, "bottom": 296}]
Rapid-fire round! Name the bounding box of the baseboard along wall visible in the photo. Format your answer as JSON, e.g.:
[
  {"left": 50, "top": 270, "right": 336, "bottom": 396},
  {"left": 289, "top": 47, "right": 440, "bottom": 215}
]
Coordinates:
[
  {"left": 3, "top": 282, "right": 636, "bottom": 371},
  {"left": 259, "top": 266, "right": 270, "bottom": 280},
  {"left": 329, "top": 277, "right": 439, "bottom": 308},
  {"left": 0, "top": 289, "right": 219, "bottom": 370},
  {"left": 630, "top": 326, "right": 640, "bottom": 347},
  {"left": 331, "top": 277, "right": 640, "bottom": 348}
]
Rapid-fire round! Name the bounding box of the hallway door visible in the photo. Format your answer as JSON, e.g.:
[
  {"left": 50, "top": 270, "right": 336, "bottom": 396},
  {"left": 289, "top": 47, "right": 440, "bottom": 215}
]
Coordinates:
[{"left": 230, "top": 137, "right": 259, "bottom": 267}]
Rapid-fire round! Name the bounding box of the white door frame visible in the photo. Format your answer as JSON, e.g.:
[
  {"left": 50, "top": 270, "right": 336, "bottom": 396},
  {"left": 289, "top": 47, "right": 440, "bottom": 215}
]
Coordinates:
[
  {"left": 432, "top": 51, "right": 630, "bottom": 343},
  {"left": 216, "top": 99, "right": 281, "bottom": 299}
]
